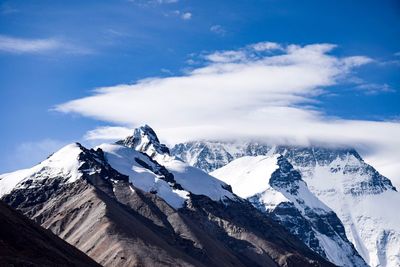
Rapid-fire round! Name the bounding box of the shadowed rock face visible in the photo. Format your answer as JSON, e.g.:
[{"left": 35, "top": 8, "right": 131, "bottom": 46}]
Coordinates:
[
  {"left": 2, "top": 174, "right": 333, "bottom": 267},
  {"left": 171, "top": 141, "right": 271, "bottom": 173},
  {"left": 274, "top": 146, "right": 396, "bottom": 196},
  {"left": 3, "top": 179, "right": 206, "bottom": 267},
  {"left": 269, "top": 156, "right": 302, "bottom": 194},
  {"left": 0, "top": 200, "right": 100, "bottom": 267},
  {"left": 172, "top": 140, "right": 400, "bottom": 267},
  {"left": 268, "top": 157, "right": 366, "bottom": 266},
  {"left": 1, "top": 140, "right": 333, "bottom": 266},
  {"left": 116, "top": 124, "right": 170, "bottom": 157},
  {"left": 210, "top": 153, "right": 367, "bottom": 267}
]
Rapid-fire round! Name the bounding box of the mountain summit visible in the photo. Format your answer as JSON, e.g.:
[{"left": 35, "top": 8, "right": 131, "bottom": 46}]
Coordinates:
[
  {"left": 211, "top": 154, "right": 367, "bottom": 267},
  {"left": 116, "top": 124, "right": 170, "bottom": 158},
  {"left": 172, "top": 141, "right": 400, "bottom": 267},
  {"left": 0, "top": 126, "right": 332, "bottom": 267}
]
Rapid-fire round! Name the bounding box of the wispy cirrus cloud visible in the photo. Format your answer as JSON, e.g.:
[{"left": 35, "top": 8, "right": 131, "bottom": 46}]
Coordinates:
[
  {"left": 0, "top": 35, "right": 92, "bottom": 55},
  {"left": 55, "top": 41, "right": 400, "bottom": 187},
  {"left": 355, "top": 83, "right": 395, "bottom": 95},
  {"left": 84, "top": 126, "right": 133, "bottom": 141},
  {"left": 210, "top": 25, "right": 226, "bottom": 36}
]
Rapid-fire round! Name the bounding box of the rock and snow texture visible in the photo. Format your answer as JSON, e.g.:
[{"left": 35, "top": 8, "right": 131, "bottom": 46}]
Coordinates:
[
  {"left": 172, "top": 141, "right": 271, "bottom": 173},
  {"left": 0, "top": 126, "right": 334, "bottom": 267},
  {"left": 116, "top": 124, "right": 170, "bottom": 159},
  {"left": 0, "top": 143, "right": 90, "bottom": 196},
  {"left": 97, "top": 143, "right": 190, "bottom": 209},
  {"left": 172, "top": 141, "right": 400, "bottom": 267},
  {"left": 2, "top": 133, "right": 395, "bottom": 266},
  {"left": 280, "top": 148, "right": 400, "bottom": 267},
  {"left": 110, "top": 125, "right": 236, "bottom": 206},
  {"left": 211, "top": 154, "right": 367, "bottom": 267},
  {"left": 0, "top": 133, "right": 235, "bottom": 210}
]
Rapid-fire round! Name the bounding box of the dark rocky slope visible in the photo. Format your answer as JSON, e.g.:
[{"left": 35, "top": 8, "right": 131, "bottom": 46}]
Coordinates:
[
  {"left": 3, "top": 172, "right": 334, "bottom": 267},
  {"left": 0, "top": 129, "right": 336, "bottom": 267},
  {"left": 0, "top": 200, "right": 100, "bottom": 267}
]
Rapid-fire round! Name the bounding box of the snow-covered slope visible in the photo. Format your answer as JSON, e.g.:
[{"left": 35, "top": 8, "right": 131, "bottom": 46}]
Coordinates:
[
  {"left": 111, "top": 126, "right": 236, "bottom": 206},
  {"left": 0, "top": 143, "right": 95, "bottom": 196},
  {"left": 0, "top": 127, "right": 335, "bottom": 267},
  {"left": 98, "top": 142, "right": 235, "bottom": 208},
  {"left": 212, "top": 155, "right": 281, "bottom": 201},
  {"left": 280, "top": 148, "right": 400, "bottom": 267},
  {"left": 0, "top": 137, "right": 235, "bottom": 210},
  {"left": 99, "top": 143, "right": 189, "bottom": 208},
  {"left": 172, "top": 141, "right": 400, "bottom": 267},
  {"left": 211, "top": 154, "right": 367, "bottom": 267},
  {"left": 172, "top": 141, "right": 271, "bottom": 173}
]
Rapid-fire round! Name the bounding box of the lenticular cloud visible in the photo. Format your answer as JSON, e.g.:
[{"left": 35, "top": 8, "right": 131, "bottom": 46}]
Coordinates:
[
  {"left": 56, "top": 42, "right": 371, "bottom": 133},
  {"left": 55, "top": 42, "right": 400, "bottom": 186}
]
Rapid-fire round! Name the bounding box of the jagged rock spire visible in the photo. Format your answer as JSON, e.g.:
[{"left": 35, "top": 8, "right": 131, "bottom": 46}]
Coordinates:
[
  {"left": 270, "top": 155, "right": 302, "bottom": 195},
  {"left": 116, "top": 125, "right": 170, "bottom": 158}
]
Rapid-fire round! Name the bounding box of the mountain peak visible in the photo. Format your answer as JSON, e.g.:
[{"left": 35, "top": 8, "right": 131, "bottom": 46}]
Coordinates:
[
  {"left": 270, "top": 155, "right": 302, "bottom": 195},
  {"left": 135, "top": 124, "right": 160, "bottom": 143},
  {"left": 116, "top": 125, "right": 170, "bottom": 158}
]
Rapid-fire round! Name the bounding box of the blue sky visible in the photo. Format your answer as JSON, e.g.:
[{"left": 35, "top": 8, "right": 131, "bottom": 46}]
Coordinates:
[{"left": 0, "top": 0, "right": 399, "bottom": 175}]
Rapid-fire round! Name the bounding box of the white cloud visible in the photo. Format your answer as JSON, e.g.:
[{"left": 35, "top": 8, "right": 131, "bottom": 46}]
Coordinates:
[
  {"left": 55, "top": 42, "right": 400, "bottom": 187},
  {"left": 251, "top": 41, "right": 282, "bottom": 51},
  {"left": 0, "top": 35, "right": 59, "bottom": 53},
  {"left": 161, "top": 68, "right": 173, "bottom": 74},
  {"left": 210, "top": 25, "right": 226, "bottom": 36},
  {"left": 205, "top": 50, "right": 247, "bottom": 63},
  {"left": 167, "top": 10, "right": 192, "bottom": 20},
  {"left": 181, "top": 12, "right": 192, "bottom": 20},
  {"left": 84, "top": 126, "right": 133, "bottom": 141},
  {"left": 356, "top": 83, "right": 395, "bottom": 95},
  {"left": 0, "top": 35, "right": 91, "bottom": 54}
]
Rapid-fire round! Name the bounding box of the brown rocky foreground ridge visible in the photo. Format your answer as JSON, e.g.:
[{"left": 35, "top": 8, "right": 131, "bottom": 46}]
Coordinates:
[{"left": 0, "top": 200, "right": 100, "bottom": 267}]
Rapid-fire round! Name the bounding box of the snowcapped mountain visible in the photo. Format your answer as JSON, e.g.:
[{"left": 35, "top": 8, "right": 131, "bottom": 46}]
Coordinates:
[
  {"left": 0, "top": 126, "right": 332, "bottom": 267},
  {"left": 172, "top": 141, "right": 271, "bottom": 173},
  {"left": 279, "top": 147, "right": 400, "bottom": 267},
  {"left": 172, "top": 141, "right": 400, "bottom": 267},
  {"left": 116, "top": 124, "right": 171, "bottom": 158},
  {"left": 211, "top": 154, "right": 366, "bottom": 267},
  {"left": 110, "top": 125, "right": 236, "bottom": 207}
]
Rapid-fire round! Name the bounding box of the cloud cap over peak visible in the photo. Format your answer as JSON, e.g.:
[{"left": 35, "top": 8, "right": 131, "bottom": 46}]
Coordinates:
[
  {"left": 54, "top": 41, "right": 400, "bottom": 186},
  {"left": 56, "top": 42, "right": 372, "bottom": 132}
]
